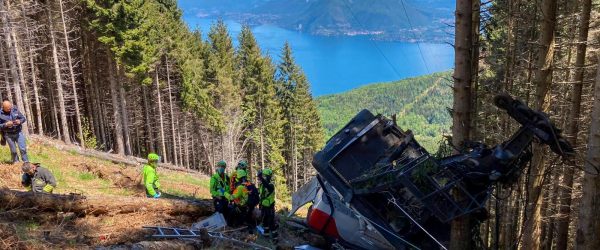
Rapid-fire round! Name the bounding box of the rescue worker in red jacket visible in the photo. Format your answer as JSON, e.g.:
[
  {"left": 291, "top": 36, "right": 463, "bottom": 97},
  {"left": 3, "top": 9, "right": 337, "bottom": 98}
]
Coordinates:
[{"left": 229, "top": 169, "right": 259, "bottom": 233}]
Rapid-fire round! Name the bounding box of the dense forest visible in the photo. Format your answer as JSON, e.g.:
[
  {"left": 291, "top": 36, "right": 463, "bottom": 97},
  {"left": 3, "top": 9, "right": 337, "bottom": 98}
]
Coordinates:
[
  {"left": 0, "top": 0, "right": 323, "bottom": 199},
  {"left": 317, "top": 71, "right": 452, "bottom": 151},
  {"left": 2, "top": 0, "right": 600, "bottom": 249},
  {"left": 450, "top": 0, "right": 600, "bottom": 249}
]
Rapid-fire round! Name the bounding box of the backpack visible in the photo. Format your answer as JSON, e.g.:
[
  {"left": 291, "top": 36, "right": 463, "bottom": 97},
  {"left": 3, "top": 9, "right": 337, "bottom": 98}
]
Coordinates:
[{"left": 245, "top": 182, "right": 259, "bottom": 208}]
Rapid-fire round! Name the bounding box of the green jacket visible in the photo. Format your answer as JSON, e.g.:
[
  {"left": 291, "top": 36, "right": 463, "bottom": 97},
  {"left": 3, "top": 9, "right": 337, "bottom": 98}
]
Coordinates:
[
  {"left": 210, "top": 173, "right": 230, "bottom": 198},
  {"left": 259, "top": 182, "right": 275, "bottom": 207},
  {"left": 143, "top": 163, "right": 161, "bottom": 196}
]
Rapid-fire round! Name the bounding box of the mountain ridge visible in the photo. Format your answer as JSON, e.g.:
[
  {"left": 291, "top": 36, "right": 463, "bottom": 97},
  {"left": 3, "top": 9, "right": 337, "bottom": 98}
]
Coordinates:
[
  {"left": 179, "top": 0, "right": 454, "bottom": 42},
  {"left": 316, "top": 71, "right": 453, "bottom": 151}
]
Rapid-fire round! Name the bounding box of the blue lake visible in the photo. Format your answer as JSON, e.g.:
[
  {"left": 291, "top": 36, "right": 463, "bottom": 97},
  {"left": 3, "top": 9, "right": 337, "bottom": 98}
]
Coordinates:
[{"left": 182, "top": 17, "right": 454, "bottom": 96}]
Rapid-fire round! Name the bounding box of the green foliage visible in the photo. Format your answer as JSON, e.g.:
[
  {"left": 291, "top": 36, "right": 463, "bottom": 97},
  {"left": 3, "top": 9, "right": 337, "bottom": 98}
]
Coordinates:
[
  {"left": 77, "top": 172, "right": 97, "bottom": 181},
  {"left": 85, "top": 0, "right": 222, "bottom": 130},
  {"left": 316, "top": 72, "right": 452, "bottom": 152},
  {"left": 275, "top": 42, "right": 324, "bottom": 192},
  {"left": 203, "top": 19, "right": 241, "bottom": 131},
  {"left": 85, "top": 0, "right": 154, "bottom": 82},
  {"left": 83, "top": 1, "right": 325, "bottom": 199},
  {"left": 80, "top": 117, "right": 98, "bottom": 149},
  {"left": 236, "top": 26, "right": 292, "bottom": 199}
]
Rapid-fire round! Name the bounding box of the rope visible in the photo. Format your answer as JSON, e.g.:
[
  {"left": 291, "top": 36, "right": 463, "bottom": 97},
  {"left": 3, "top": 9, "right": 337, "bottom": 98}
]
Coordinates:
[
  {"left": 357, "top": 211, "right": 422, "bottom": 249},
  {"left": 398, "top": 0, "right": 431, "bottom": 73},
  {"left": 339, "top": 1, "right": 403, "bottom": 79},
  {"left": 384, "top": 192, "right": 447, "bottom": 250}
]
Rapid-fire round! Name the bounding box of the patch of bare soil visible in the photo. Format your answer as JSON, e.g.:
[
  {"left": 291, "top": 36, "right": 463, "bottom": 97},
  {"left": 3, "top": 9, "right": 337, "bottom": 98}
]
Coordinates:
[{"left": 0, "top": 136, "right": 319, "bottom": 249}]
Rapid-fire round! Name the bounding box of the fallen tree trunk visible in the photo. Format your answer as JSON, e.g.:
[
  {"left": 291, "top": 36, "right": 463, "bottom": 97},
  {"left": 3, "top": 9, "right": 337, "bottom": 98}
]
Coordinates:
[
  {"left": 30, "top": 135, "right": 200, "bottom": 174},
  {"left": 0, "top": 189, "right": 213, "bottom": 217}
]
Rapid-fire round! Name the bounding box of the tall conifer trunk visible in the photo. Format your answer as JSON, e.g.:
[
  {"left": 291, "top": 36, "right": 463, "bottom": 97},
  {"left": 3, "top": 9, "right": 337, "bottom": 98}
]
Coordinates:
[
  {"left": 523, "top": 0, "right": 557, "bottom": 248},
  {"left": 156, "top": 70, "right": 167, "bottom": 162},
  {"left": 108, "top": 53, "right": 124, "bottom": 155},
  {"left": 1, "top": 0, "right": 28, "bottom": 134},
  {"left": 0, "top": 37, "right": 13, "bottom": 102},
  {"left": 450, "top": 0, "right": 475, "bottom": 248},
  {"left": 58, "top": 0, "right": 83, "bottom": 146},
  {"left": 575, "top": 55, "right": 600, "bottom": 249},
  {"left": 166, "top": 58, "right": 178, "bottom": 165},
  {"left": 556, "top": 1, "right": 592, "bottom": 248},
  {"left": 47, "top": 4, "right": 70, "bottom": 142}
]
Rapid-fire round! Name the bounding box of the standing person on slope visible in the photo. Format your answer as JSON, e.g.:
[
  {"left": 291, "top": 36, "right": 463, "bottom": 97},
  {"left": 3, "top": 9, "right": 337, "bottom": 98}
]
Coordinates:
[
  {"left": 210, "top": 160, "right": 231, "bottom": 223},
  {"left": 258, "top": 168, "right": 278, "bottom": 240},
  {"left": 230, "top": 169, "right": 258, "bottom": 233},
  {"left": 0, "top": 100, "right": 28, "bottom": 163},
  {"left": 229, "top": 160, "right": 248, "bottom": 192},
  {"left": 143, "top": 153, "right": 162, "bottom": 198}
]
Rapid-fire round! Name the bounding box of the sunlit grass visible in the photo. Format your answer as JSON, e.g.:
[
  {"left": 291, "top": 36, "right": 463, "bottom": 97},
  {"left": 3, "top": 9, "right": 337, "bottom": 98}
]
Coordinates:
[{"left": 0, "top": 137, "right": 211, "bottom": 200}]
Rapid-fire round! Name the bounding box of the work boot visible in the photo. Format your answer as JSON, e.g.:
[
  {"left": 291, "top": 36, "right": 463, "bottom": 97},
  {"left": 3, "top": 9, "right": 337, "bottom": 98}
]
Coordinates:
[
  {"left": 270, "top": 230, "right": 279, "bottom": 242},
  {"left": 271, "top": 224, "right": 279, "bottom": 240}
]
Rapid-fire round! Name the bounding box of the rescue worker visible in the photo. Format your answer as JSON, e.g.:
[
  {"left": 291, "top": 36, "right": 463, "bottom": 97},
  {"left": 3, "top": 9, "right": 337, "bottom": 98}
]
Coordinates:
[
  {"left": 210, "top": 160, "right": 231, "bottom": 221},
  {"left": 21, "top": 162, "right": 56, "bottom": 193},
  {"left": 229, "top": 160, "right": 248, "bottom": 191},
  {"left": 229, "top": 169, "right": 256, "bottom": 232},
  {"left": 0, "top": 100, "right": 28, "bottom": 163},
  {"left": 258, "top": 168, "right": 277, "bottom": 240},
  {"left": 143, "top": 153, "right": 162, "bottom": 198},
  {"left": 236, "top": 160, "right": 248, "bottom": 171}
]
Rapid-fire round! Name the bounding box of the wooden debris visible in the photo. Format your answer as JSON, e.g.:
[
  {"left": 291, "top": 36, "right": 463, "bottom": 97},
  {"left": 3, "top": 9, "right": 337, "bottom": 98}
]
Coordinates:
[
  {"left": 0, "top": 189, "right": 213, "bottom": 217},
  {"left": 30, "top": 135, "right": 200, "bottom": 174}
]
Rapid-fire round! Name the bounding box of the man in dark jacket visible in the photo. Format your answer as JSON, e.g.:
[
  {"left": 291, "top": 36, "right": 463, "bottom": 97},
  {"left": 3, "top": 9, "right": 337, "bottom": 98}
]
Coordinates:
[
  {"left": 21, "top": 162, "right": 57, "bottom": 193},
  {"left": 0, "top": 101, "right": 28, "bottom": 163}
]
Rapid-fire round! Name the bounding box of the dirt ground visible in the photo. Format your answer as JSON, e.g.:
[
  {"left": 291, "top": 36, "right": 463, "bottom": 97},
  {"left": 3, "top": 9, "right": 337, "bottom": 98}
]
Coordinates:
[{"left": 0, "top": 136, "right": 318, "bottom": 249}]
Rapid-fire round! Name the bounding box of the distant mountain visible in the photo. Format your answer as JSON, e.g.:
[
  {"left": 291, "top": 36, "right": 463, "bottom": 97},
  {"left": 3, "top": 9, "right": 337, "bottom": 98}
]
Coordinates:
[
  {"left": 179, "top": 0, "right": 454, "bottom": 42},
  {"left": 316, "top": 71, "right": 453, "bottom": 152}
]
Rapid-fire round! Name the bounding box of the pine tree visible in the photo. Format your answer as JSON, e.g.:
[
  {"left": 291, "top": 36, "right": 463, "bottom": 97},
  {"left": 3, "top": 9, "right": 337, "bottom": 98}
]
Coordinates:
[
  {"left": 237, "top": 26, "right": 289, "bottom": 199},
  {"left": 450, "top": 0, "right": 477, "bottom": 248},
  {"left": 575, "top": 54, "right": 600, "bottom": 250},
  {"left": 276, "top": 42, "right": 323, "bottom": 192},
  {"left": 206, "top": 20, "right": 242, "bottom": 166}
]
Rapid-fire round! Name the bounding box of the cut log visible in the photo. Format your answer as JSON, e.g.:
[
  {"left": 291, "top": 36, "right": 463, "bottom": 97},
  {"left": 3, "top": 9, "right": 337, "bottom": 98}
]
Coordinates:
[
  {"left": 0, "top": 189, "right": 213, "bottom": 217},
  {"left": 97, "top": 239, "right": 205, "bottom": 250},
  {"left": 30, "top": 135, "right": 200, "bottom": 174}
]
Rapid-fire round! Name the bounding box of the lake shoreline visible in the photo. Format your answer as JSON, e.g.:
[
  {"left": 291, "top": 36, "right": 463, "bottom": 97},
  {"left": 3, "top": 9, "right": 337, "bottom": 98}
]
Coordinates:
[{"left": 184, "top": 17, "right": 455, "bottom": 96}]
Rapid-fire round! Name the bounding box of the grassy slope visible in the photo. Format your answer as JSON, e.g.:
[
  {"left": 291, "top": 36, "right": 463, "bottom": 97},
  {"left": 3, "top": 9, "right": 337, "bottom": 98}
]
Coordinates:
[
  {"left": 0, "top": 136, "right": 211, "bottom": 249},
  {"left": 0, "top": 136, "right": 309, "bottom": 249},
  {"left": 0, "top": 137, "right": 210, "bottom": 199},
  {"left": 316, "top": 71, "right": 453, "bottom": 152}
]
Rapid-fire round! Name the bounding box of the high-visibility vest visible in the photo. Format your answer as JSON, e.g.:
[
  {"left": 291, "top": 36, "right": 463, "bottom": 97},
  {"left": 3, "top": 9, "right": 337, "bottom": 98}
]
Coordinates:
[
  {"left": 232, "top": 184, "right": 248, "bottom": 206},
  {"left": 259, "top": 183, "right": 275, "bottom": 207}
]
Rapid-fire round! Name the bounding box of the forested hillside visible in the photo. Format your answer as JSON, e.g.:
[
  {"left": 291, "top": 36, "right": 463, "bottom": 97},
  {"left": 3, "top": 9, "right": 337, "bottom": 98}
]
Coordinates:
[
  {"left": 180, "top": 0, "right": 453, "bottom": 42},
  {"left": 449, "top": 0, "right": 600, "bottom": 249},
  {"left": 0, "top": 0, "right": 323, "bottom": 196},
  {"left": 317, "top": 72, "right": 452, "bottom": 151}
]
